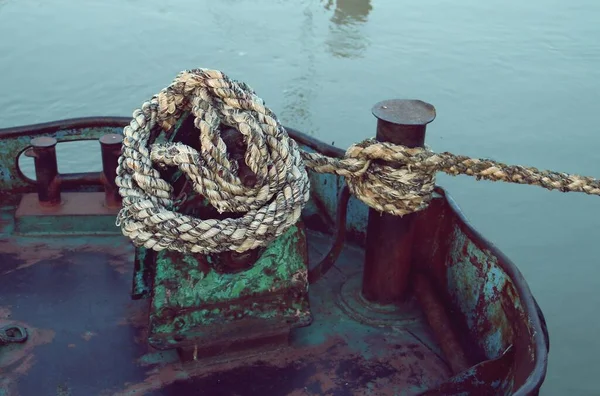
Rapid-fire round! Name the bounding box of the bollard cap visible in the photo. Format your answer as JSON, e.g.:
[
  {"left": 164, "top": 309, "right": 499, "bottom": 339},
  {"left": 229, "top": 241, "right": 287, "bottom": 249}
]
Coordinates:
[
  {"left": 99, "top": 134, "right": 124, "bottom": 146},
  {"left": 372, "top": 99, "right": 436, "bottom": 126},
  {"left": 30, "top": 136, "right": 58, "bottom": 148}
]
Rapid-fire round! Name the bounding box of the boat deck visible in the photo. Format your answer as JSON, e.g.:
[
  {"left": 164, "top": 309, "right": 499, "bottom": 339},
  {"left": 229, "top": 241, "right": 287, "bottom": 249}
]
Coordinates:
[{"left": 0, "top": 223, "right": 451, "bottom": 395}]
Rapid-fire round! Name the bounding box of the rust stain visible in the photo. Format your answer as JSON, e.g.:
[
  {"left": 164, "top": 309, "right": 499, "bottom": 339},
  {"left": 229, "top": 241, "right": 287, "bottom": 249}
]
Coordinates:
[
  {"left": 0, "top": 239, "right": 132, "bottom": 276},
  {"left": 0, "top": 215, "right": 11, "bottom": 231},
  {"left": 110, "top": 331, "right": 449, "bottom": 396},
  {"left": 306, "top": 369, "right": 337, "bottom": 394},
  {"left": 0, "top": 321, "right": 55, "bottom": 393},
  {"left": 113, "top": 365, "right": 186, "bottom": 396},
  {"left": 0, "top": 306, "right": 11, "bottom": 319},
  {"left": 113, "top": 336, "right": 345, "bottom": 395},
  {"left": 117, "top": 302, "right": 148, "bottom": 328},
  {"left": 81, "top": 331, "right": 97, "bottom": 341},
  {"left": 117, "top": 301, "right": 149, "bottom": 345},
  {"left": 108, "top": 257, "right": 128, "bottom": 275},
  {"left": 0, "top": 376, "right": 18, "bottom": 396},
  {"left": 0, "top": 241, "right": 63, "bottom": 275},
  {"left": 12, "top": 353, "right": 35, "bottom": 375}
]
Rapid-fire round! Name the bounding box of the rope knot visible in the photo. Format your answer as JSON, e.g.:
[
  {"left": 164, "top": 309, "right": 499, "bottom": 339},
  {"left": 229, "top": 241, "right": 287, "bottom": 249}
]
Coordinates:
[
  {"left": 116, "top": 69, "right": 310, "bottom": 254},
  {"left": 322, "top": 139, "right": 437, "bottom": 216}
]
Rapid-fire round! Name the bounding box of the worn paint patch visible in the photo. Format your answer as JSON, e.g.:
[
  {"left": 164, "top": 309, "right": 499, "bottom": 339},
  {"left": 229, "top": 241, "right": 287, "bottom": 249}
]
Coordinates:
[
  {"left": 0, "top": 306, "right": 11, "bottom": 319},
  {"left": 0, "top": 240, "right": 63, "bottom": 275},
  {"left": 0, "top": 321, "right": 56, "bottom": 393},
  {"left": 81, "top": 331, "right": 97, "bottom": 341},
  {"left": 421, "top": 345, "right": 515, "bottom": 395},
  {"left": 0, "top": 377, "right": 15, "bottom": 396},
  {"left": 117, "top": 302, "right": 149, "bottom": 328},
  {"left": 446, "top": 224, "right": 521, "bottom": 361},
  {"left": 0, "top": 210, "right": 14, "bottom": 237},
  {"left": 148, "top": 223, "right": 311, "bottom": 349},
  {"left": 0, "top": 232, "right": 133, "bottom": 276},
  {"left": 110, "top": 332, "right": 446, "bottom": 396},
  {"left": 0, "top": 214, "right": 452, "bottom": 395}
]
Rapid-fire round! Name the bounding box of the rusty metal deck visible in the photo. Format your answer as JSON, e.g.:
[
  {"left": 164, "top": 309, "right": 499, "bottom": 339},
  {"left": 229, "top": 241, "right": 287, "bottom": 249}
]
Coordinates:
[
  {"left": 0, "top": 229, "right": 450, "bottom": 396},
  {"left": 0, "top": 117, "right": 549, "bottom": 395}
]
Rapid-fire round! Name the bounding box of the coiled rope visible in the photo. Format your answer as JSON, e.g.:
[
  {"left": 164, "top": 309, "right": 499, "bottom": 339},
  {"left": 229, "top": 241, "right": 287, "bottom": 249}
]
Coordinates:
[{"left": 116, "top": 68, "right": 600, "bottom": 254}]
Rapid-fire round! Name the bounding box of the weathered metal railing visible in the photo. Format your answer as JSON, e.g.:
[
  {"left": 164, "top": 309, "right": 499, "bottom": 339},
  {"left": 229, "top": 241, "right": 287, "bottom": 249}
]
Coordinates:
[{"left": 22, "top": 133, "right": 123, "bottom": 208}]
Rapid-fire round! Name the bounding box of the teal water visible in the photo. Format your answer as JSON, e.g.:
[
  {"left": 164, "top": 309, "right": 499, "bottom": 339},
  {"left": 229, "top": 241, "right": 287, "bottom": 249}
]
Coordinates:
[{"left": 1, "top": 0, "right": 599, "bottom": 394}]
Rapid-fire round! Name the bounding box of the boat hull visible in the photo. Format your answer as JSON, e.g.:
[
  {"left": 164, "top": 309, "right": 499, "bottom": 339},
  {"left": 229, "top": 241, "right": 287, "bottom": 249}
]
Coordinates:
[{"left": 0, "top": 118, "right": 548, "bottom": 395}]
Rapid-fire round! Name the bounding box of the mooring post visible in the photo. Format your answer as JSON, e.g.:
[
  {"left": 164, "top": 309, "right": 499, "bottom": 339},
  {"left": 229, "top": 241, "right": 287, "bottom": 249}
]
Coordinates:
[
  {"left": 361, "top": 99, "right": 436, "bottom": 304},
  {"left": 99, "top": 134, "right": 123, "bottom": 208},
  {"left": 28, "top": 136, "right": 61, "bottom": 207}
]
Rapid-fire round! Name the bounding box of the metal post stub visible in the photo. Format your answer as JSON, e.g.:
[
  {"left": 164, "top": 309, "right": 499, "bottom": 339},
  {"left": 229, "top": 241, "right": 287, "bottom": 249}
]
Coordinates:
[
  {"left": 29, "top": 136, "right": 60, "bottom": 207},
  {"left": 99, "top": 133, "right": 123, "bottom": 208}
]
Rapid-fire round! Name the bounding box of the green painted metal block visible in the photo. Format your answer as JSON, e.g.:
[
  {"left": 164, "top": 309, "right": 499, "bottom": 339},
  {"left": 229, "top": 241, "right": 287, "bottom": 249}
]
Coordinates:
[
  {"left": 129, "top": 110, "right": 312, "bottom": 351},
  {"left": 147, "top": 222, "right": 312, "bottom": 351},
  {"left": 131, "top": 246, "right": 154, "bottom": 300}
]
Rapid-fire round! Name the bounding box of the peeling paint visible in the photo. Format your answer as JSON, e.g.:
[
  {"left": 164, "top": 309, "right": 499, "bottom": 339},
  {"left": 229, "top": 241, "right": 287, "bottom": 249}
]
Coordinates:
[
  {"left": 148, "top": 223, "right": 312, "bottom": 350},
  {"left": 446, "top": 224, "right": 518, "bottom": 360}
]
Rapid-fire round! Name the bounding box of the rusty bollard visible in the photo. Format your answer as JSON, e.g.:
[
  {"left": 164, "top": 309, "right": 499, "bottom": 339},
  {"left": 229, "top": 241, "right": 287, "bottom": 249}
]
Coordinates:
[
  {"left": 99, "top": 134, "right": 123, "bottom": 208},
  {"left": 361, "top": 99, "right": 436, "bottom": 304},
  {"left": 27, "top": 136, "right": 61, "bottom": 207}
]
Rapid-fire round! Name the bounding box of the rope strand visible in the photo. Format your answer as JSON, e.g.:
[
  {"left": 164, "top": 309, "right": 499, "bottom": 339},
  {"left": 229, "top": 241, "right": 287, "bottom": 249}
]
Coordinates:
[{"left": 116, "top": 68, "right": 600, "bottom": 255}]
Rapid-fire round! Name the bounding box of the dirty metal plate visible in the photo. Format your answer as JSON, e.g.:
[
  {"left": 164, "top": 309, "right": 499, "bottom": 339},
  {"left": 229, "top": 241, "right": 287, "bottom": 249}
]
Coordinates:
[
  {"left": 0, "top": 231, "right": 451, "bottom": 395},
  {"left": 14, "top": 192, "right": 121, "bottom": 236}
]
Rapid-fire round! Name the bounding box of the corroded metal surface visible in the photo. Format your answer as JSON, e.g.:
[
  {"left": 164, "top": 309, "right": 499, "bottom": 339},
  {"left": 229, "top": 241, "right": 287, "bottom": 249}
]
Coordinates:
[
  {"left": 148, "top": 224, "right": 312, "bottom": 351},
  {"left": 411, "top": 189, "right": 549, "bottom": 394},
  {"left": 371, "top": 99, "right": 436, "bottom": 128},
  {"left": 0, "top": 229, "right": 450, "bottom": 395},
  {"left": 422, "top": 345, "right": 516, "bottom": 395},
  {"left": 413, "top": 273, "right": 470, "bottom": 374},
  {"left": 0, "top": 118, "right": 549, "bottom": 395}
]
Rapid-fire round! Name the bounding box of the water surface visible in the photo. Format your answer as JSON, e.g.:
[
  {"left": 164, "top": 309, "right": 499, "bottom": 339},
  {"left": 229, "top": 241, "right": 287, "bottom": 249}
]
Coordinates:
[{"left": 1, "top": 0, "right": 599, "bottom": 394}]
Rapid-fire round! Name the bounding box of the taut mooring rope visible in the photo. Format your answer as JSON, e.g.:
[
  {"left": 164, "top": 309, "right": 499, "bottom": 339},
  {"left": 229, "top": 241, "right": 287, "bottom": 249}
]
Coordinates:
[{"left": 116, "top": 68, "right": 600, "bottom": 254}]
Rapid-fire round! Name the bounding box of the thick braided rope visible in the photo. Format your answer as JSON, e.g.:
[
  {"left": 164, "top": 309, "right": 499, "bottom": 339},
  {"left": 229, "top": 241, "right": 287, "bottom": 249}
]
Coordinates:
[
  {"left": 302, "top": 139, "right": 600, "bottom": 215},
  {"left": 115, "top": 69, "right": 310, "bottom": 254},
  {"left": 117, "top": 68, "right": 600, "bottom": 254}
]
